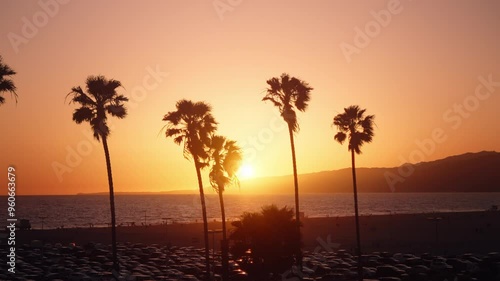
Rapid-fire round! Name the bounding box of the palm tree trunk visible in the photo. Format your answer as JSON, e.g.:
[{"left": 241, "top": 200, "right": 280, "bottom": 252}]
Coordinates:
[
  {"left": 288, "top": 125, "right": 302, "bottom": 268},
  {"left": 102, "top": 136, "right": 119, "bottom": 273},
  {"left": 218, "top": 188, "right": 229, "bottom": 281},
  {"left": 351, "top": 149, "right": 362, "bottom": 281},
  {"left": 195, "top": 159, "right": 211, "bottom": 280}
]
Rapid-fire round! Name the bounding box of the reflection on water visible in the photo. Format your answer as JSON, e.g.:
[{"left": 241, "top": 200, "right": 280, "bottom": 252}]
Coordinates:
[{"left": 3, "top": 193, "right": 499, "bottom": 229}]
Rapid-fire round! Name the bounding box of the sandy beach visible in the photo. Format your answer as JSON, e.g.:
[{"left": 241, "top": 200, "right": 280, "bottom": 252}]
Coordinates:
[{"left": 14, "top": 211, "right": 500, "bottom": 255}]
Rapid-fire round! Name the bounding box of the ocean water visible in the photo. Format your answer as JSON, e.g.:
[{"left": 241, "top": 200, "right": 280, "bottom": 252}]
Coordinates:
[{"left": 2, "top": 193, "right": 500, "bottom": 229}]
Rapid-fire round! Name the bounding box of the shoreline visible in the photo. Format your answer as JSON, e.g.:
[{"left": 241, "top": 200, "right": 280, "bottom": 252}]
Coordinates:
[
  {"left": 11, "top": 210, "right": 500, "bottom": 255},
  {"left": 7, "top": 208, "right": 498, "bottom": 230},
  {"left": 5, "top": 191, "right": 500, "bottom": 196}
]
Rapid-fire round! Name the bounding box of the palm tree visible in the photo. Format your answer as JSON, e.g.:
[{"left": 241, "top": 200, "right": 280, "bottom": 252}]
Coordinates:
[
  {"left": 333, "top": 105, "right": 375, "bottom": 281},
  {"left": 0, "top": 56, "right": 18, "bottom": 105},
  {"left": 208, "top": 135, "right": 243, "bottom": 281},
  {"left": 163, "top": 100, "right": 217, "bottom": 280},
  {"left": 67, "top": 75, "right": 128, "bottom": 272},
  {"left": 262, "top": 73, "right": 313, "bottom": 266},
  {"left": 229, "top": 205, "right": 300, "bottom": 277}
]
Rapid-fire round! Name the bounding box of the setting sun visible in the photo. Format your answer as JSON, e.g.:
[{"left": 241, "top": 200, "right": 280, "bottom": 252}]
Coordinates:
[{"left": 238, "top": 163, "right": 255, "bottom": 180}]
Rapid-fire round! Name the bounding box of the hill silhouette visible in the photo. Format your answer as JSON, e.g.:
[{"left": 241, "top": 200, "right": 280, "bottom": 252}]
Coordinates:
[{"left": 238, "top": 151, "right": 500, "bottom": 193}]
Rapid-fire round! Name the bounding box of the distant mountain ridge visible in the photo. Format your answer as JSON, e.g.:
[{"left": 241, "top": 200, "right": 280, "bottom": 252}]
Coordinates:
[
  {"left": 76, "top": 151, "right": 500, "bottom": 195},
  {"left": 239, "top": 151, "right": 500, "bottom": 193}
]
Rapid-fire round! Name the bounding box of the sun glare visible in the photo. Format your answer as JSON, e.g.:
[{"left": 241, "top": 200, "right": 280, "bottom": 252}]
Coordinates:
[{"left": 238, "top": 163, "right": 255, "bottom": 180}]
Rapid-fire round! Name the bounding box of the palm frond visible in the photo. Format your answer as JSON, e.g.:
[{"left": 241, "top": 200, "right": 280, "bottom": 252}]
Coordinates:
[
  {"left": 0, "top": 79, "right": 16, "bottom": 93},
  {"left": 106, "top": 104, "right": 127, "bottom": 118},
  {"left": 104, "top": 79, "right": 122, "bottom": 99},
  {"left": 85, "top": 75, "right": 105, "bottom": 100},
  {"left": 334, "top": 132, "right": 347, "bottom": 144},
  {"left": 0, "top": 80, "right": 17, "bottom": 104},
  {"left": 0, "top": 56, "right": 17, "bottom": 104},
  {"left": 66, "top": 87, "right": 83, "bottom": 103},
  {"left": 361, "top": 115, "right": 375, "bottom": 129},
  {"left": 209, "top": 168, "right": 230, "bottom": 193},
  {"left": 72, "top": 107, "right": 94, "bottom": 124},
  {"left": 173, "top": 135, "right": 184, "bottom": 145},
  {"left": 166, "top": 128, "right": 182, "bottom": 138},
  {"left": 162, "top": 111, "right": 181, "bottom": 124},
  {"left": 0, "top": 56, "right": 17, "bottom": 76},
  {"left": 291, "top": 77, "right": 312, "bottom": 112},
  {"left": 193, "top": 101, "right": 212, "bottom": 115},
  {"left": 75, "top": 96, "right": 96, "bottom": 108},
  {"left": 262, "top": 96, "right": 283, "bottom": 108},
  {"left": 266, "top": 77, "right": 282, "bottom": 94},
  {"left": 359, "top": 133, "right": 373, "bottom": 144},
  {"left": 113, "top": 95, "right": 129, "bottom": 103}
]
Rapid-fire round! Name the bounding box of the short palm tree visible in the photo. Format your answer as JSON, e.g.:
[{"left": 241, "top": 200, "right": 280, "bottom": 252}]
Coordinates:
[
  {"left": 262, "top": 73, "right": 313, "bottom": 266},
  {"left": 229, "top": 205, "right": 300, "bottom": 277},
  {"left": 0, "top": 56, "right": 18, "bottom": 105},
  {"left": 163, "top": 100, "right": 217, "bottom": 280},
  {"left": 333, "top": 105, "right": 375, "bottom": 281},
  {"left": 208, "top": 135, "right": 243, "bottom": 281},
  {"left": 67, "top": 75, "right": 128, "bottom": 272}
]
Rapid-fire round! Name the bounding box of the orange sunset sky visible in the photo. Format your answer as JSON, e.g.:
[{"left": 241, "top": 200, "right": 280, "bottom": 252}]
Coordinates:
[{"left": 1, "top": 0, "right": 499, "bottom": 195}]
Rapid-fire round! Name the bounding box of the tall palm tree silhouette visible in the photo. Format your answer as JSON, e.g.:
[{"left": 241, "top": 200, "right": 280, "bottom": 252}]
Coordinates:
[
  {"left": 333, "top": 105, "right": 375, "bottom": 281},
  {"left": 0, "top": 56, "right": 17, "bottom": 105},
  {"left": 163, "top": 100, "right": 217, "bottom": 280},
  {"left": 67, "top": 75, "right": 128, "bottom": 272},
  {"left": 262, "top": 73, "right": 312, "bottom": 266},
  {"left": 208, "top": 135, "right": 242, "bottom": 281}
]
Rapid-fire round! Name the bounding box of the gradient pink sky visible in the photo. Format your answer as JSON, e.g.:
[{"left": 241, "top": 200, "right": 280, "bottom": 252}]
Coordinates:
[{"left": 1, "top": 0, "right": 499, "bottom": 195}]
